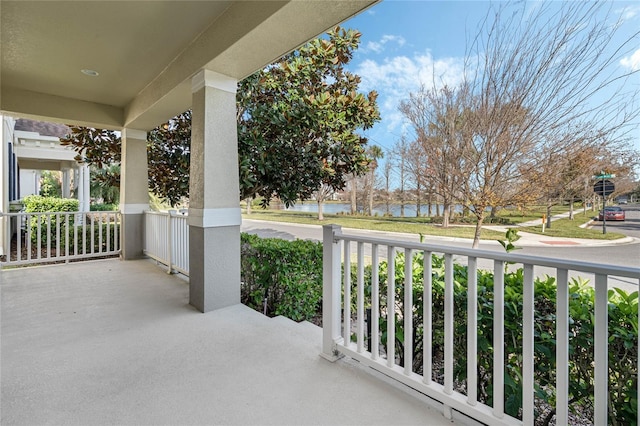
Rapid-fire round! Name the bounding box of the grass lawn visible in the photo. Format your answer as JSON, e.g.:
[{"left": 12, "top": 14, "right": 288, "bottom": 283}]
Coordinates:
[
  {"left": 244, "top": 206, "right": 627, "bottom": 241},
  {"left": 243, "top": 210, "right": 507, "bottom": 240},
  {"left": 496, "top": 204, "right": 593, "bottom": 223},
  {"left": 517, "top": 218, "right": 625, "bottom": 240}
]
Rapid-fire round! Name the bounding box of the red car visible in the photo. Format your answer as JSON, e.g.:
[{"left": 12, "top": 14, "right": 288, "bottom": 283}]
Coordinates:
[{"left": 598, "top": 206, "right": 625, "bottom": 221}]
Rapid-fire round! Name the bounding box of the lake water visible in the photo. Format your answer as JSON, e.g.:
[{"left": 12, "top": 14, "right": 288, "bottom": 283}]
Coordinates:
[{"left": 277, "top": 202, "right": 462, "bottom": 217}]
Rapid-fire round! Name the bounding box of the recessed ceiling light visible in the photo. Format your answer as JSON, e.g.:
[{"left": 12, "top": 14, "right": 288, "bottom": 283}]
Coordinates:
[{"left": 81, "top": 69, "right": 99, "bottom": 77}]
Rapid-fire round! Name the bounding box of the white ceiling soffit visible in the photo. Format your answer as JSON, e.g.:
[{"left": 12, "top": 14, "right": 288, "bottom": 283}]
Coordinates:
[{"left": 0, "top": 0, "right": 378, "bottom": 131}]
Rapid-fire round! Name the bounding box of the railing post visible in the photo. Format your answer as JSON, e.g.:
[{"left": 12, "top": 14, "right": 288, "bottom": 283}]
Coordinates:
[
  {"left": 321, "top": 224, "right": 343, "bottom": 362},
  {"left": 1, "top": 213, "right": 7, "bottom": 268},
  {"left": 167, "top": 210, "right": 175, "bottom": 274}
]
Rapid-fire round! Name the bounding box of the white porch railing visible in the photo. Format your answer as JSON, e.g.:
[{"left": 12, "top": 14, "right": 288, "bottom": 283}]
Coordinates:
[
  {"left": 143, "top": 210, "right": 189, "bottom": 275},
  {"left": 0, "top": 211, "right": 120, "bottom": 266},
  {"left": 322, "top": 224, "right": 640, "bottom": 426}
]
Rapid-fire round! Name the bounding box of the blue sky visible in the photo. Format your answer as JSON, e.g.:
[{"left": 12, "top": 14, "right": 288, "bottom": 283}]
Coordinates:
[{"left": 341, "top": 1, "right": 640, "bottom": 160}]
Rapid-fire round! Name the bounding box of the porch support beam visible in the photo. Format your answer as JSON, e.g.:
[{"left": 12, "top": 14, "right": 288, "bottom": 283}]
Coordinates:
[
  {"left": 188, "top": 69, "right": 240, "bottom": 313},
  {"left": 61, "top": 168, "right": 71, "bottom": 198},
  {"left": 0, "top": 115, "right": 8, "bottom": 257},
  {"left": 120, "top": 128, "right": 149, "bottom": 260}
]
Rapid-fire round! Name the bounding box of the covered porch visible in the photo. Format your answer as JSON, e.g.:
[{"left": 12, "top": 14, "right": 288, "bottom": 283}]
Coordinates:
[{"left": 1, "top": 259, "right": 451, "bottom": 425}]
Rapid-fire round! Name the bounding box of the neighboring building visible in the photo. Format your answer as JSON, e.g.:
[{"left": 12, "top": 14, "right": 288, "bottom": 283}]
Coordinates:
[{"left": 1, "top": 116, "right": 90, "bottom": 255}]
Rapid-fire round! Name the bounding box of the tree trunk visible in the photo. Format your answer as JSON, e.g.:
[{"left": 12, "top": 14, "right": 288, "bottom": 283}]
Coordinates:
[
  {"left": 546, "top": 205, "right": 552, "bottom": 229},
  {"left": 427, "top": 191, "right": 432, "bottom": 217},
  {"left": 569, "top": 196, "right": 574, "bottom": 220},
  {"left": 368, "top": 173, "right": 374, "bottom": 216},
  {"left": 472, "top": 214, "right": 484, "bottom": 249},
  {"left": 350, "top": 177, "right": 357, "bottom": 215},
  {"left": 416, "top": 182, "right": 422, "bottom": 217},
  {"left": 442, "top": 201, "right": 450, "bottom": 228},
  {"left": 318, "top": 199, "right": 324, "bottom": 221},
  {"left": 246, "top": 197, "right": 252, "bottom": 215},
  {"left": 490, "top": 206, "right": 497, "bottom": 218}
]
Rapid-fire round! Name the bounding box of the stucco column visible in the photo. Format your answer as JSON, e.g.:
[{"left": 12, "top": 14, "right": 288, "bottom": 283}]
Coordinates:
[
  {"left": 76, "top": 166, "right": 84, "bottom": 206},
  {"left": 81, "top": 164, "right": 90, "bottom": 212},
  {"left": 120, "top": 128, "right": 149, "bottom": 260},
  {"left": 34, "top": 170, "right": 41, "bottom": 195},
  {"left": 61, "top": 169, "right": 71, "bottom": 198},
  {"left": 188, "top": 69, "right": 241, "bottom": 313},
  {"left": 1, "top": 115, "right": 7, "bottom": 257}
]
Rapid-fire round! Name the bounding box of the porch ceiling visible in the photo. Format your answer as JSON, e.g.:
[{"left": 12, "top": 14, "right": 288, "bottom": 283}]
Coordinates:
[{"left": 0, "top": 0, "right": 377, "bottom": 131}]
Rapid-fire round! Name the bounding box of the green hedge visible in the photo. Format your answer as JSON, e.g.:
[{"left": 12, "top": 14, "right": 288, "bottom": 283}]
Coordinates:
[
  {"left": 22, "top": 196, "right": 117, "bottom": 253},
  {"left": 363, "top": 252, "right": 637, "bottom": 425},
  {"left": 64, "top": 222, "right": 118, "bottom": 254},
  {"left": 90, "top": 203, "right": 118, "bottom": 211},
  {"left": 23, "top": 195, "right": 79, "bottom": 246},
  {"left": 23, "top": 195, "right": 79, "bottom": 213},
  {"left": 240, "top": 233, "right": 322, "bottom": 321},
  {"left": 237, "top": 232, "right": 636, "bottom": 423}
]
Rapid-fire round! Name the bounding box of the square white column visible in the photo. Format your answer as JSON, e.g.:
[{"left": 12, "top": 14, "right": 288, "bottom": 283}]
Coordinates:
[
  {"left": 189, "top": 69, "right": 241, "bottom": 313},
  {"left": 120, "top": 128, "right": 149, "bottom": 260},
  {"left": 0, "top": 115, "right": 8, "bottom": 257},
  {"left": 61, "top": 169, "right": 71, "bottom": 198}
]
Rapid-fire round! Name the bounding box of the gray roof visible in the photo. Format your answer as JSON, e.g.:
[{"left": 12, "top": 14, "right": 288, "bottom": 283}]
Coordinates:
[{"left": 14, "top": 119, "right": 70, "bottom": 138}]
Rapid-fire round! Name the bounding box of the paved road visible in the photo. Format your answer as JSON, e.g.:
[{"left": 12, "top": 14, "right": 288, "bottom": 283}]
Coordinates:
[
  {"left": 241, "top": 204, "right": 640, "bottom": 291},
  {"left": 517, "top": 204, "right": 640, "bottom": 290}
]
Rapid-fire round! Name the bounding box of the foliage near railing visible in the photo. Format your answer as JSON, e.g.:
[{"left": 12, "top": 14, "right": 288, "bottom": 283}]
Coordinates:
[
  {"left": 357, "top": 252, "right": 638, "bottom": 425},
  {"left": 90, "top": 203, "right": 118, "bottom": 211},
  {"left": 23, "top": 195, "right": 79, "bottom": 213},
  {"left": 23, "top": 195, "right": 79, "bottom": 245},
  {"left": 240, "top": 233, "right": 323, "bottom": 321}
]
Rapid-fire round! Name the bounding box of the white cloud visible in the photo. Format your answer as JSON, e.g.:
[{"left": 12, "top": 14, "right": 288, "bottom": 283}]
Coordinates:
[
  {"left": 364, "top": 34, "right": 406, "bottom": 54},
  {"left": 355, "top": 51, "right": 466, "bottom": 132},
  {"left": 616, "top": 5, "right": 640, "bottom": 21},
  {"left": 621, "top": 48, "right": 640, "bottom": 71}
]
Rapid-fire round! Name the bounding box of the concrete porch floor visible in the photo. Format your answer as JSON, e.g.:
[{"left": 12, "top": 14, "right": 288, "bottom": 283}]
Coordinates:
[{"left": 1, "top": 259, "right": 452, "bottom": 425}]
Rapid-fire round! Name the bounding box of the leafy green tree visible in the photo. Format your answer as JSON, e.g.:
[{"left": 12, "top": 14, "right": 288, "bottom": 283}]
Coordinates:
[
  {"left": 238, "top": 26, "right": 380, "bottom": 206},
  {"left": 146, "top": 111, "right": 191, "bottom": 206},
  {"left": 90, "top": 164, "right": 120, "bottom": 205},
  {"left": 39, "top": 171, "right": 62, "bottom": 198},
  {"left": 60, "top": 126, "right": 121, "bottom": 204},
  {"left": 60, "top": 27, "right": 379, "bottom": 207},
  {"left": 60, "top": 126, "right": 121, "bottom": 167}
]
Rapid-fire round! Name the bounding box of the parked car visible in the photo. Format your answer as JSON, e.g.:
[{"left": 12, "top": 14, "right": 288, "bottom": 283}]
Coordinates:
[
  {"left": 598, "top": 206, "right": 625, "bottom": 221},
  {"left": 617, "top": 197, "right": 628, "bottom": 204}
]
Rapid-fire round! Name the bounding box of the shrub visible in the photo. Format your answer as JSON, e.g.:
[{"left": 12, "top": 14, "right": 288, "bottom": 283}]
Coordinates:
[
  {"left": 240, "top": 233, "right": 322, "bottom": 321},
  {"left": 362, "top": 252, "right": 637, "bottom": 424},
  {"left": 65, "top": 221, "right": 119, "bottom": 254},
  {"left": 90, "top": 203, "right": 118, "bottom": 211},
  {"left": 22, "top": 196, "right": 118, "bottom": 254},
  {"left": 23, "top": 195, "right": 79, "bottom": 246}
]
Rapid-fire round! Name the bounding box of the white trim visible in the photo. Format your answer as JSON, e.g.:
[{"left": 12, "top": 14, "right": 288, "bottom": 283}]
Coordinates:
[
  {"left": 188, "top": 207, "right": 241, "bottom": 228},
  {"left": 122, "top": 128, "right": 147, "bottom": 140},
  {"left": 191, "top": 70, "right": 237, "bottom": 94},
  {"left": 121, "top": 203, "right": 149, "bottom": 214}
]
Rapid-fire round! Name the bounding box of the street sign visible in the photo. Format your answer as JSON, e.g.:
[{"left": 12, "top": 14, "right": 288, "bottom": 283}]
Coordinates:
[
  {"left": 593, "top": 173, "right": 616, "bottom": 179},
  {"left": 593, "top": 179, "right": 615, "bottom": 197}
]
